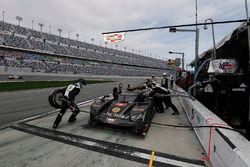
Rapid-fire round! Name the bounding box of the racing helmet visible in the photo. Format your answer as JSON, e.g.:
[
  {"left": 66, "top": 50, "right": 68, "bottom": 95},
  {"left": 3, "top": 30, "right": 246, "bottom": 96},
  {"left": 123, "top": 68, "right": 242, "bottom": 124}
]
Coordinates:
[
  {"left": 75, "top": 78, "right": 86, "bottom": 89},
  {"left": 118, "top": 83, "right": 123, "bottom": 89},
  {"left": 151, "top": 81, "right": 160, "bottom": 88},
  {"left": 145, "top": 78, "right": 151, "bottom": 85},
  {"left": 163, "top": 73, "right": 167, "bottom": 76}
]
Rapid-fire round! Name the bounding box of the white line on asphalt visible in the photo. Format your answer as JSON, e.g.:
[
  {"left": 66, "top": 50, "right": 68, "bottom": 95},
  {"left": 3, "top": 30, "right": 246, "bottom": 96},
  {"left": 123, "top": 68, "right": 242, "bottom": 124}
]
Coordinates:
[{"left": 0, "top": 96, "right": 104, "bottom": 130}]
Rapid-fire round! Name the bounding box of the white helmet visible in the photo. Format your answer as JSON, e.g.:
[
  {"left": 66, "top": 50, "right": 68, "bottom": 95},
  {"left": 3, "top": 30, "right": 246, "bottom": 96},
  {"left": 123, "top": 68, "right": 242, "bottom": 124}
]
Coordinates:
[{"left": 163, "top": 73, "right": 167, "bottom": 76}]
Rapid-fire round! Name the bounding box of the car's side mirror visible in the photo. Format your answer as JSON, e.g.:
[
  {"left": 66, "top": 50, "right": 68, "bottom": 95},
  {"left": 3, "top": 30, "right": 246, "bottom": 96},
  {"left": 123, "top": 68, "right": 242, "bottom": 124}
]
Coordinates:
[{"left": 101, "top": 95, "right": 110, "bottom": 101}]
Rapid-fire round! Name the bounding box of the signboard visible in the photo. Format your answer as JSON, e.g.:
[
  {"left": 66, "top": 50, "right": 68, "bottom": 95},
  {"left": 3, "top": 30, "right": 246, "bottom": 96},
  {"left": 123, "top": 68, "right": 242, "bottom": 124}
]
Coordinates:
[
  {"left": 207, "top": 59, "right": 238, "bottom": 73},
  {"left": 175, "top": 58, "right": 181, "bottom": 67},
  {"left": 103, "top": 32, "right": 125, "bottom": 43},
  {"left": 167, "top": 59, "right": 176, "bottom": 66}
]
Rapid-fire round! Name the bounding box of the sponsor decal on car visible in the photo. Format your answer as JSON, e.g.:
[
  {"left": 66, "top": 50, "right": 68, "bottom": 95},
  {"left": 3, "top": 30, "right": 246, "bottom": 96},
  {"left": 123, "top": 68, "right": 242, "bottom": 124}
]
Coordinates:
[
  {"left": 114, "top": 103, "right": 128, "bottom": 107},
  {"left": 112, "top": 107, "right": 121, "bottom": 113},
  {"left": 132, "top": 108, "right": 145, "bottom": 112},
  {"left": 107, "top": 112, "right": 129, "bottom": 119},
  {"left": 107, "top": 117, "right": 115, "bottom": 123}
]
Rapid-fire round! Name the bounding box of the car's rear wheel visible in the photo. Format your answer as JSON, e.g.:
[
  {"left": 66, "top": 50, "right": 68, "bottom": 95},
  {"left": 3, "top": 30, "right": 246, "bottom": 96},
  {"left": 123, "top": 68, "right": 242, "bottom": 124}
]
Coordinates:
[{"left": 135, "top": 112, "right": 151, "bottom": 135}]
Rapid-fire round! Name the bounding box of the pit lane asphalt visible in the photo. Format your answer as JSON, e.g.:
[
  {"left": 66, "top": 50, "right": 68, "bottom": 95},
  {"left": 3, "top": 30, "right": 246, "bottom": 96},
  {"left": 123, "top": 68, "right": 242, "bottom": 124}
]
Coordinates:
[
  {"left": 0, "top": 75, "right": 212, "bottom": 167},
  {"left": 0, "top": 75, "right": 145, "bottom": 126}
]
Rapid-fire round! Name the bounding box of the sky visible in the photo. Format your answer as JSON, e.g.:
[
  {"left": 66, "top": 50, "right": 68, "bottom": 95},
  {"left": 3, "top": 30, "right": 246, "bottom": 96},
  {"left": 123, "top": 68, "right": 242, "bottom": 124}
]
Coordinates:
[{"left": 1, "top": 0, "right": 249, "bottom": 69}]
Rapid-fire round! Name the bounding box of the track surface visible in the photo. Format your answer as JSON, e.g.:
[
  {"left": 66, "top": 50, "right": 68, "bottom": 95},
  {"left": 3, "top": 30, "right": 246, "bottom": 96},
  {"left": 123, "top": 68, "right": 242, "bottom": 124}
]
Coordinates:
[{"left": 0, "top": 75, "right": 144, "bottom": 126}]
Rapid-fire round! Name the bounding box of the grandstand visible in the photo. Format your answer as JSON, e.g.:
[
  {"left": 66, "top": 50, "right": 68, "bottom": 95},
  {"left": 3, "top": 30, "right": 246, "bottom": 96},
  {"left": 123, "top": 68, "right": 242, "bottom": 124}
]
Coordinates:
[{"left": 0, "top": 21, "right": 171, "bottom": 76}]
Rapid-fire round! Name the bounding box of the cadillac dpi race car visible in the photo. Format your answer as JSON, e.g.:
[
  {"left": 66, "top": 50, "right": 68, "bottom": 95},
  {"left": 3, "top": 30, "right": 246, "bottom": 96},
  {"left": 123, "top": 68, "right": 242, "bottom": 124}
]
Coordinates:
[{"left": 89, "top": 89, "right": 157, "bottom": 135}]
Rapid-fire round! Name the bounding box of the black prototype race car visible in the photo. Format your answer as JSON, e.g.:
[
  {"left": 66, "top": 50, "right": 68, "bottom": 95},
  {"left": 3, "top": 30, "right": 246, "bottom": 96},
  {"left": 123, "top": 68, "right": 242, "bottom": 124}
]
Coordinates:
[
  {"left": 90, "top": 89, "right": 157, "bottom": 135},
  {"left": 48, "top": 87, "right": 159, "bottom": 135}
]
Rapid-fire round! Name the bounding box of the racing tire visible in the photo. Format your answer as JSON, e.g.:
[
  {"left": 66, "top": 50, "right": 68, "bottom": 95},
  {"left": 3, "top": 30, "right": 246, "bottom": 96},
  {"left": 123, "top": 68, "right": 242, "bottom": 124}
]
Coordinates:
[
  {"left": 228, "top": 114, "right": 243, "bottom": 128},
  {"left": 48, "top": 89, "right": 64, "bottom": 109},
  {"left": 135, "top": 112, "right": 151, "bottom": 136}
]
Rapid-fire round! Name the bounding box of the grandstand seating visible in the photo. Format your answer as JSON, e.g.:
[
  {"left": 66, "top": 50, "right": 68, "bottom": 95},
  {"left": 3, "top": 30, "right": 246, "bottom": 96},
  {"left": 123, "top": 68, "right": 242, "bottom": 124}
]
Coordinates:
[{"left": 0, "top": 21, "right": 170, "bottom": 76}]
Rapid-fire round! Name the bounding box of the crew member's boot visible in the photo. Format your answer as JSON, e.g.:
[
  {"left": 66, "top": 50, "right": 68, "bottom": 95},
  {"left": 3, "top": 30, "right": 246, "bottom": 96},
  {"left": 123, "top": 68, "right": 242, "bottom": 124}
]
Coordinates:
[
  {"left": 68, "top": 113, "right": 77, "bottom": 123},
  {"left": 53, "top": 114, "right": 62, "bottom": 129}
]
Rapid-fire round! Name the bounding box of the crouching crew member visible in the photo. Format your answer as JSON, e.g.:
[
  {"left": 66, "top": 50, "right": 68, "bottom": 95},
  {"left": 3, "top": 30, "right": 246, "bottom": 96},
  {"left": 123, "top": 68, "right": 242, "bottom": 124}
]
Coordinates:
[
  {"left": 53, "top": 79, "right": 86, "bottom": 129},
  {"left": 150, "top": 82, "right": 179, "bottom": 115}
]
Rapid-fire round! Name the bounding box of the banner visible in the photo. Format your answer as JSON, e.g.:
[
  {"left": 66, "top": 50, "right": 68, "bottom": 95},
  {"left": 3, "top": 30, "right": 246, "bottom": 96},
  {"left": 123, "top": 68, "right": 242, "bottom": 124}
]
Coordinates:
[
  {"left": 103, "top": 32, "right": 125, "bottom": 43},
  {"left": 207, "top": 59, "right": 238, "bottom": 73}
]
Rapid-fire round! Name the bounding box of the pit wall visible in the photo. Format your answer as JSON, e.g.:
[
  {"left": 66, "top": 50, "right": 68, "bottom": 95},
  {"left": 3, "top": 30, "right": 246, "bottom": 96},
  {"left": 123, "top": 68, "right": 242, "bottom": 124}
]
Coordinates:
[{"left": 177, "top": 87, "right": 250, "bottom": 167}]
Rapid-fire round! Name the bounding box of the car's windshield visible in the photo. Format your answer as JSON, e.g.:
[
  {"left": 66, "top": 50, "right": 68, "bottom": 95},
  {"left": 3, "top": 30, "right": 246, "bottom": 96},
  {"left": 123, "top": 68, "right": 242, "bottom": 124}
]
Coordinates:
[{"left": 118, "top": 94, "right": 137, "bottom": 102}]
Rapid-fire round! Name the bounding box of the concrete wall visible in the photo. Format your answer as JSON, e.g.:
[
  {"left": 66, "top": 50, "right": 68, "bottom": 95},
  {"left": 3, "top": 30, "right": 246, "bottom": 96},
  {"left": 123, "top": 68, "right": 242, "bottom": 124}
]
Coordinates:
[{"left": 177, "top": 87, "right": 250, "bottom": 167}]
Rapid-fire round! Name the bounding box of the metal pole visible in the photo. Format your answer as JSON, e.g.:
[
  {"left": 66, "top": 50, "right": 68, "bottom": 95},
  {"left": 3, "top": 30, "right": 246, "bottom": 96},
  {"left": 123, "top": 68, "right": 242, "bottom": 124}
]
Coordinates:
[
  {"left": 32, "top": 20, "right": 34, "bottom": 30},
  {"left": 76, "top": 33, "right": 79, "bottom": 41},
  {"left": 244, "top": 0, "right": 250, "bottom": 139},
  {"left": 2, "top": 11, "right": 5, "bottom": 23},
  {"left": 245, "top": 0, "right": 250, "bottom": 63},
  {"left": 211, "top": 22, "right": 216, "bottom": 58},
  {"left": 2, "top": 11, "right": 5, "bottom": 31},
  {"left": 68, "top": 31, "right": 70, "bottom": 39},
  {"left": 194, "top": 0, "right": 199, "bottom": 76},
  {"left": 205, "top": 18, "right": 216, "bottom": 59},
  {"left": 182, "top": 52, "right": 185, "bottom": 70},
  {"left": 49, "top": 25, "right": 51, "bottom": 34}
]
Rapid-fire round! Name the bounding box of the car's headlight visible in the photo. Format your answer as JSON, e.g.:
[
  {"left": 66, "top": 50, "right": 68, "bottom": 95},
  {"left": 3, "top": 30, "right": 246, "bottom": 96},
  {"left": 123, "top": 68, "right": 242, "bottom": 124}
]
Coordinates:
[{"left": 131, "top": 113, "right": 143, "bottom": 121}]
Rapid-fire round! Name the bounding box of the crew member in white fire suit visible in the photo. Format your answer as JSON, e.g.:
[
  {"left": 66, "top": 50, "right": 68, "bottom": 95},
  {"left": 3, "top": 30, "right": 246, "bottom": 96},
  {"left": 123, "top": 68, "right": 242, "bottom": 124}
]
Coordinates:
[{"left": 53, "top": 79, "right": 86, "bottom": 129}]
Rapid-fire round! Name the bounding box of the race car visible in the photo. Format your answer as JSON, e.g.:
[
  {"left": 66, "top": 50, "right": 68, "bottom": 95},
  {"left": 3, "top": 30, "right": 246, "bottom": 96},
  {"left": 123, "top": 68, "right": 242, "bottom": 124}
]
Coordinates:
[
  {"left": 8, "top": 75, "right": 23, "bottom": 79},
  {"left": 89, "top": 89, "right": 157, "bottom": 135}
]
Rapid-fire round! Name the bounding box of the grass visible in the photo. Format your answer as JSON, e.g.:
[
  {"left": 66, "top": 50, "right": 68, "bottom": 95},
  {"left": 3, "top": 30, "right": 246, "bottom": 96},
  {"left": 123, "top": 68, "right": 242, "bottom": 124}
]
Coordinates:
[{"left": 0, "top": 80, "right": 113, "bottom": 92}]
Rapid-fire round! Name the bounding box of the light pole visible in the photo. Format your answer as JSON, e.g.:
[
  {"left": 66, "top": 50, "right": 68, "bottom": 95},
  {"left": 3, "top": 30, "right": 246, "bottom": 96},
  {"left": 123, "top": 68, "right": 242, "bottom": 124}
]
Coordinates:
[
  {"left": 16, "top": 16, "right": 23, "bottom": 26},
  {"left": 204, "top": 18, "right": 216, "bottom": 59},
  {"left": 244, "top": 0, "right": 250, "bottom": 139},
  {"left": 91, "top": 38, "right": 94, "bottom": 44},
  {"left": 68, "top": 31, "right": 71, "bottom": 39},
  {"left": 38, "top": 23, "right": 44, "bottom": 32},
  {"left": 49, "top": 25, "right": 51, "bottom": 34},
  {"left": 32, "top": 20, "right": 34, "bottom": 30},
  {"left": 76, "top": 33, "right": 79, "bottom": 41},
  {"left": 245, "top": 0, "right": 250, "bottom": 62},
  {"left": 2, "top": 11, "right": 5, "bottom": 31},
  {"left": 58, "top": 28, "right": 62, "bottom": 37},
  {"left": 195, "top": 0, "right": 199, "bottom": 77},
  {"left": 169, "top": 51, "right": 185, "bottom": 69},
  {"left": 169, "top": 27, "right": 199, "bottom": 72},
  {"left": 3, "top": 11, "right": 5, "bottom": 23}
]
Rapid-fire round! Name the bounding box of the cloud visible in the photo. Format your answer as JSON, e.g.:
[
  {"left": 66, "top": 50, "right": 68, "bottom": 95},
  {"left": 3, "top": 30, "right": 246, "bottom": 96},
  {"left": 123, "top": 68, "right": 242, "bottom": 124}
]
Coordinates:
[{"left": 0, "top": 0, "right": 249, "bottom": 66}]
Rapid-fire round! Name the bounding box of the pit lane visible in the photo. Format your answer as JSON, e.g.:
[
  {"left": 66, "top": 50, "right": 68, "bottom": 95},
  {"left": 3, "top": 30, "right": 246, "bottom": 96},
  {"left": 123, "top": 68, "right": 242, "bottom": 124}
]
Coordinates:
[{"left": 0, "top": 96, "right": 211, "bottom": 167}]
